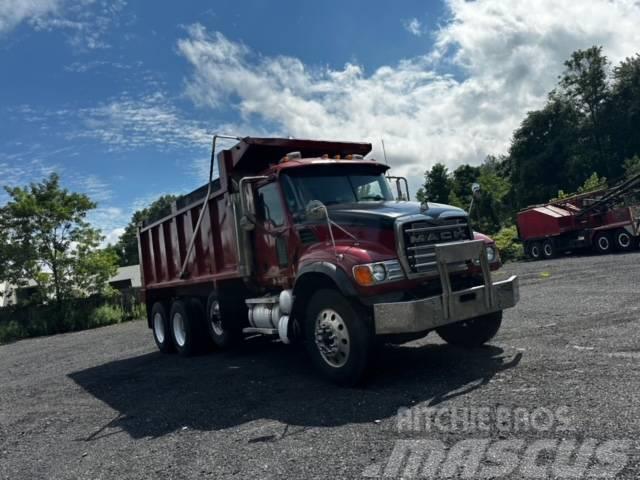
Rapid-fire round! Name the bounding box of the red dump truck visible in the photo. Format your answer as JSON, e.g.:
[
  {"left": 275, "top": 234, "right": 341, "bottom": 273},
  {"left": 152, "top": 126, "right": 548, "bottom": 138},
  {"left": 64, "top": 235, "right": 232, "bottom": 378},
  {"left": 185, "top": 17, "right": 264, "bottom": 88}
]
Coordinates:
[
  {"left": 517, "top": 174, "right": 640, "bottom": 260},
  {"left": 138, "top": 136, "right": 519, "bottom": 384}
]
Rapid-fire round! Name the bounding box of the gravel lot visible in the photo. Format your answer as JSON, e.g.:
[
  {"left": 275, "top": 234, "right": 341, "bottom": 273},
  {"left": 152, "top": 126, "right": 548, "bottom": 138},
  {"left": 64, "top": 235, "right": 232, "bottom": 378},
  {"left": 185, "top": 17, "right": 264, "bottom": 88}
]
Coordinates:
[{"left": 1, "top": 253, "right": 639, "bottom": 479}]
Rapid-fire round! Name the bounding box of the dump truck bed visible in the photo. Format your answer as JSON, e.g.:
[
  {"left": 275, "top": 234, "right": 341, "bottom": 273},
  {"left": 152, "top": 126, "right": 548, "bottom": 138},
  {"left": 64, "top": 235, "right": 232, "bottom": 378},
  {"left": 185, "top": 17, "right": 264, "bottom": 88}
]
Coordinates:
[{"left": 138, "top": 186, "right": 244, "bottom": 291}]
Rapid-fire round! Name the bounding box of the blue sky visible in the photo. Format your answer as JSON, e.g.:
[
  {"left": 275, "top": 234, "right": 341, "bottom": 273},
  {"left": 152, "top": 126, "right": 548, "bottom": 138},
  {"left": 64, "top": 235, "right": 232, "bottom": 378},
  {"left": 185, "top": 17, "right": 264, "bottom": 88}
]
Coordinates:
[{"left": 2, "top": 0, "right": 640, "bottom": 243}]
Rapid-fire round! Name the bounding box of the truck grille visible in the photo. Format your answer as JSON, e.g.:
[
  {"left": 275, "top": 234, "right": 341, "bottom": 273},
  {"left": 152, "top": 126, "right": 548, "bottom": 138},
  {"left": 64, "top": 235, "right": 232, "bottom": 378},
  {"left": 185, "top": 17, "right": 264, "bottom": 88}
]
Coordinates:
[{"left": 401, "top": 217, "right": 471, "bottom": 276}]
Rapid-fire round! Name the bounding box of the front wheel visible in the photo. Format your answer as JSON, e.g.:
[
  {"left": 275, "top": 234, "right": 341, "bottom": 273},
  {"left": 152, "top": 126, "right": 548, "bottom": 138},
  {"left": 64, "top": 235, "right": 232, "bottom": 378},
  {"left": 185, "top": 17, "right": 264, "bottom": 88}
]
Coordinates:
[
  {"left": 304, "top": 289, "right": 373, "bottom": 386},
  {"left": 436, "top": 311, "right": 502, "bottom": 348}
]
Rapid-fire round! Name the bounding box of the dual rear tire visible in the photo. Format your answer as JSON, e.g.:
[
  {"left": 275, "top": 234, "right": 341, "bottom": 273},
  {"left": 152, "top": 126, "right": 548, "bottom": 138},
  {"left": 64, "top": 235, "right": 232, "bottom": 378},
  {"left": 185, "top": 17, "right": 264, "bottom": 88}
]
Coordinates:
[
  {"left": 527, "top": 239, "right": 555, "bottom": 260},
  {"left": 151, "top": 298, "right": 215, "bottom": 356},
  {"left": 594, "top": 229, "right": 636, "bottom": 254}
]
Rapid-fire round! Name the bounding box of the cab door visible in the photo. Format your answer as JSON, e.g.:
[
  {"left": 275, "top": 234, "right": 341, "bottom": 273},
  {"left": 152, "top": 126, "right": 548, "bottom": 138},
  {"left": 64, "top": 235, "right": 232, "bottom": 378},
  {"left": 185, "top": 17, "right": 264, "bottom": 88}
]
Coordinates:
[{"left": 253, "top": 181, "right": 292, "bottom": 287}]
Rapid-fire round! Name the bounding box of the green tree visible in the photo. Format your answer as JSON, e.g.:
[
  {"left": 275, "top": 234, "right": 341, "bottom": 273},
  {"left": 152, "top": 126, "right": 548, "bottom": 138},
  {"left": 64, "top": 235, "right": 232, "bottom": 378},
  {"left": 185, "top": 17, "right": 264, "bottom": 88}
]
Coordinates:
[
  {"left": 0, "top": 174, "right": 117, "bottom": 305},
  {"left": 560, "top": 46, "right": 614, "bottom": 176},
  {"left": 115, "top": 194, "right": 177, "bottom": 266},
  {"left": 610, "top": 55, "right": 640, "bottom": 163},
  {"left": 448, "top": 164, "right": 481, "bottom": 209},
  {"left": 577, "top": 172, "right": 607, "bottom": 193},
  {"left": 508, "top": 95, "right": 581, "bottom": 208},
  {"left": 416, "top": 163, "right": 452, "bottom": 204},
  {"left": 623, "top": 155, "right": 640, "bottom": 179}
]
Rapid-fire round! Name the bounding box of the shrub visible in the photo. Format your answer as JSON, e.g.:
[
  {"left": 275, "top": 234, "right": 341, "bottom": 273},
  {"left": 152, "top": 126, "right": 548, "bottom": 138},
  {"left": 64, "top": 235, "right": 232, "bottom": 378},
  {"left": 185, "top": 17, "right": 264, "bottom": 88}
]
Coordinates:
[
  {"left": 87, "top": 304, "right": 125, "bottom": 328},
  {"left": 494, "top": 225, "right": 524, "bottom": 263},
  {"left": 0, "top": 320, "right": 27, "bottom": 344}
]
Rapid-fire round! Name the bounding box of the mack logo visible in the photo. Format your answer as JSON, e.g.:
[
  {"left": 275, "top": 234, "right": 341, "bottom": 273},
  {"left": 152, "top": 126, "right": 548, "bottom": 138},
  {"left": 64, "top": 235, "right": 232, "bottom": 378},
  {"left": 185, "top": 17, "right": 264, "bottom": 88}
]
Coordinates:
[{"left": 410, "top": 228, "right": 466, "bottom": 244}]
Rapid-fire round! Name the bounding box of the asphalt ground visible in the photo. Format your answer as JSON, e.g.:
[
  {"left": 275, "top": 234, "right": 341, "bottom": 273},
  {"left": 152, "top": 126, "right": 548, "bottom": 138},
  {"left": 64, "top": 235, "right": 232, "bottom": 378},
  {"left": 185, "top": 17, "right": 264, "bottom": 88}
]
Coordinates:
[{"left": 1, "top": 252, "right": 639, "bottom": 479}]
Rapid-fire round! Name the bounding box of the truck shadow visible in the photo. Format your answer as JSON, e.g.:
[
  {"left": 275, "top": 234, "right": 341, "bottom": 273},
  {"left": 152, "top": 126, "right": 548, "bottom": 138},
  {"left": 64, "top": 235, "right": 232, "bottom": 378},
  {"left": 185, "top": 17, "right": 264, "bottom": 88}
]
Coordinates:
[{"left": 68, "top": 339, "right": 521, "bottom": 440}]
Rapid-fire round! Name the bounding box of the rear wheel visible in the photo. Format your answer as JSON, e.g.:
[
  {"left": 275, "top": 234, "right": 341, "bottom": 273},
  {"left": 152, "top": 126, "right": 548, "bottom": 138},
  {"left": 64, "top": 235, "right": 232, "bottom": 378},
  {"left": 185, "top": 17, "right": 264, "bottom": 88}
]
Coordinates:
[
  {"left": 206, "top": 292, "right": 240, "bottom": 349},
  {"left": 528, "top": 242, "right": 542, "bottom": 260},
  {"left": 614, "top": 229, "right": 634, "bottom": 252},
  {"left": 593, "top": 231, "right": 612, "bottom": 254},
  {"left": 436, "top": 311, "right": 502, "bottom": 348},
  {"left": 304, "top": 289, "right": 373, "bottom": 386},
  {"left": 151, "top": 302, "right": 173, "bottom": 353},
  {"left": 170, "top": 299, "right": 205, "bottom": 356},
  {"left": 541, "top": 239, "right": 555, "bottom": 259}
]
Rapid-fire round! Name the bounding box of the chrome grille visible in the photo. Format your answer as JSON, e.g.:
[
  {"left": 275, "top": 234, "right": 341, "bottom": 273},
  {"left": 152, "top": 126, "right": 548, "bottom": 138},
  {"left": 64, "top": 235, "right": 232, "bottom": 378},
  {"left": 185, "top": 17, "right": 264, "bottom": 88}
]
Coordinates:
[{"left": 401, "top": 217, "right": 471, "bottom": 276}]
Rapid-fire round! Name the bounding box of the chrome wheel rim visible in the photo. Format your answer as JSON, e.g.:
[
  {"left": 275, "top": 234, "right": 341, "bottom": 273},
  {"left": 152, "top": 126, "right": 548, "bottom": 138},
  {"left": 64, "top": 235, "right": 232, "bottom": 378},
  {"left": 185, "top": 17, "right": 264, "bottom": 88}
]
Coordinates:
[
  {"left": 314, "top": 308, "right": 350, "bottom": 368},
  {"left": 618, "top": 233, "right": 630, "bottom": 248},
  {"left": 153, "top": 313, "right": 165, "bottom": 344},
  {"left": 209, "top": 300, "right": 224, "bottom": 336},
  {"left": 172, "top": 312, "right": 186, "bottom": 347},
  {"left": 543, "top": 244, "right": 552, "bottom": 256},
  {"left": 531, "top": 245, "right": 540, "bottom": 258},
  {"left": 598, "top": 236, "right": 610, "bottom": 251}
]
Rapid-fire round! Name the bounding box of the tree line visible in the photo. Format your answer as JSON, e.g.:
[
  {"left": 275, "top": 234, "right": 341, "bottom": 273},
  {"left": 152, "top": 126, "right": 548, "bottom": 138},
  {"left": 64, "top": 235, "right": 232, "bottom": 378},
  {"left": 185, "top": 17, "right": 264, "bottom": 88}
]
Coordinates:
[{"left": 416, "top": 46, "right": 640, "bottom": 237}]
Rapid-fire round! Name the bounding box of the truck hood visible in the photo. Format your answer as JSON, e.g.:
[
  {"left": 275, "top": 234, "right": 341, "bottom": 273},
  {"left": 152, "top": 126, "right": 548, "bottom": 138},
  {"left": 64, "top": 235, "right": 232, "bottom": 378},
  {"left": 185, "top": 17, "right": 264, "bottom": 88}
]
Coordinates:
[{"left": 327, "top": 201, "right": 468, "bottom": 229}]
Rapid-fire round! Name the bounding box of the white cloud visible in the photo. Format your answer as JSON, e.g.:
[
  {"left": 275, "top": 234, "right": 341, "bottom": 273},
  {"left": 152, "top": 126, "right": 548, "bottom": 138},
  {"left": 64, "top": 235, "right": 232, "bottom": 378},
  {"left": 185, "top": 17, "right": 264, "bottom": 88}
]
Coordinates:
[
  {"left": 71, "top": 91, "right": 211, "bottom": 150},
  {"left": 101, "top": 227, "right": 125, "bottom": 247},
  {"left": 403, "top": 17, "right": 423, "bottom": 36},
  {"left": 0, "top": 0, "right": 127, "bottom": 50},
  {"left": 177, "top": 0, "right": 640, "bottom": 194},
  {"left": 0, "top": 0, "right": 60, "bottom": 34}
]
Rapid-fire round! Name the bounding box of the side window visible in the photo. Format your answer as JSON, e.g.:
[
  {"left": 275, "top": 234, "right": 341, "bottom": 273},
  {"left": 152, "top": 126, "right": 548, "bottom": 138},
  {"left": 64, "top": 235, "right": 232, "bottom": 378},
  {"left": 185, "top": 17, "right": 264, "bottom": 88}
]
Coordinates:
[{"left": 256, "top": 182, "right": 286, "bottom": 227}]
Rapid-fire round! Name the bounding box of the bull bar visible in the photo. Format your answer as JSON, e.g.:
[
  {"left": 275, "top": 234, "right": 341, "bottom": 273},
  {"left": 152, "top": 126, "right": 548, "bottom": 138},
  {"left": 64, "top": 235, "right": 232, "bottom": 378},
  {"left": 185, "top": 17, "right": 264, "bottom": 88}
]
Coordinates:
[{"left": 373, "top": 240, "right": 519, "bottom": 334}]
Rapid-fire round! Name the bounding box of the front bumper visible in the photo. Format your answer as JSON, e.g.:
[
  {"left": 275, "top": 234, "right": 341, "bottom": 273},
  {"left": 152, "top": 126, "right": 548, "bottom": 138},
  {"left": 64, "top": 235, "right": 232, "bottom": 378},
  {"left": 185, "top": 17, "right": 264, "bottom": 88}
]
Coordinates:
[{"left": 373, "top": 240, "right": 519, "bottom": 335}]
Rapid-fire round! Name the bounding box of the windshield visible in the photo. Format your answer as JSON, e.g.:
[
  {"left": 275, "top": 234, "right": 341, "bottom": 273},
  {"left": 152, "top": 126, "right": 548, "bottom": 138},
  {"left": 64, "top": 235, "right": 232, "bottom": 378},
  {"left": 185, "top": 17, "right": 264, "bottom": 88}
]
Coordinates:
[{"left": 281, "top": 165, "right": 393, "bottom": 214}]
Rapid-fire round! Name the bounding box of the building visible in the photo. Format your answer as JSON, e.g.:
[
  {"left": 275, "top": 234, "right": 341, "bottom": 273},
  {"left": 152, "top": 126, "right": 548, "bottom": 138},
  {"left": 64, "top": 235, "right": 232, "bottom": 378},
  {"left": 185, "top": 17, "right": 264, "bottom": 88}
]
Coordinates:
[
  {"left": 0, "top": 280, "right": 39, "bottom": 307},
  {"left": 108, "top": 265, "right": 142, "bottom": 291}
]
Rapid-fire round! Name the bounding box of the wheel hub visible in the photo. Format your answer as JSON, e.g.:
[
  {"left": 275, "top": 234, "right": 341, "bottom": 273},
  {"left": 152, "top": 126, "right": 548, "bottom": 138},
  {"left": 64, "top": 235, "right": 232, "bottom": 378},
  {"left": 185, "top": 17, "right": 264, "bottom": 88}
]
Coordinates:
[
  {"left": 619, "top": 233, "right": 630, "bottom": 248},
  {"left": 314, "top": 309, "right": 350, "bottom": 368},
  {"left": 153, "top": 312, "right": 165, "bottom": 343},
  {"left": 173, "top": 312, "right": 186, "bottom": 347},
  {"left": 210, "top": 300, "right": 224, "bottom": 336}
]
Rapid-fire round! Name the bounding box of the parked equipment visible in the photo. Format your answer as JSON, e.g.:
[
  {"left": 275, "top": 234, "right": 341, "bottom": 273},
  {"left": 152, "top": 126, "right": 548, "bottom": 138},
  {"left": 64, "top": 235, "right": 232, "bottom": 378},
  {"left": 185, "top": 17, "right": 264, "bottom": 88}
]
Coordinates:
[
  {"left": 517, "top": 173, "right": 640, "bottom": 259},
  {"left": 138, "top": 136, "right": 519, "bottom": 384}
]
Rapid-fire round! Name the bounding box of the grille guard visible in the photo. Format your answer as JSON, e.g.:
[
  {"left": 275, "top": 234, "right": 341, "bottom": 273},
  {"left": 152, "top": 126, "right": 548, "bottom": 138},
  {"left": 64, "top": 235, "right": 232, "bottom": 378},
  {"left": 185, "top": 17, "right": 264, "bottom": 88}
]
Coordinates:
[{"left": 374, "top": 240, "right": 519, "bottom": 335}]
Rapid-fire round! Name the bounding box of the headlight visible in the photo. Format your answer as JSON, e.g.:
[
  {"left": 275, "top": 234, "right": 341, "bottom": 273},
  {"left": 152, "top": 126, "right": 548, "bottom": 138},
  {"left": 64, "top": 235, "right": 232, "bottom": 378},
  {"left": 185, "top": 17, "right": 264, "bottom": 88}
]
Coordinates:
[
  {"left": 352, "top": 260, "right": 404, "bottom": 286},
  {"left": 372, "top": 264, "right": 386, "bottom": 282},
  {"left": 473, "top": 245, "right": 498, "bottom": 265}
]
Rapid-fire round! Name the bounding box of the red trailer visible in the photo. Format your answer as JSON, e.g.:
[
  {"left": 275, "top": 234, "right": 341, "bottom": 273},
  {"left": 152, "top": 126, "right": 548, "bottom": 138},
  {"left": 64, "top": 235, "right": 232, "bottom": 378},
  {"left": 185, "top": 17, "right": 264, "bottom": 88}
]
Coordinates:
[
  {"left": 138, "top": 136, "right": 519, "bottom": 384},
  {"left": 517, "top": 175, "right": 640, "bottom": 260}
]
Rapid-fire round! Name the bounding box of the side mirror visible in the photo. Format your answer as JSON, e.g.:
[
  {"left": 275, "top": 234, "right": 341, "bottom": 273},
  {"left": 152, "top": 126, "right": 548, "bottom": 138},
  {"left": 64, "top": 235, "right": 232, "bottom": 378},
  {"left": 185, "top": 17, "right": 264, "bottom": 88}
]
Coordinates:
[{"left": 305, "top": 200, "right": 328, "bottom": 221}]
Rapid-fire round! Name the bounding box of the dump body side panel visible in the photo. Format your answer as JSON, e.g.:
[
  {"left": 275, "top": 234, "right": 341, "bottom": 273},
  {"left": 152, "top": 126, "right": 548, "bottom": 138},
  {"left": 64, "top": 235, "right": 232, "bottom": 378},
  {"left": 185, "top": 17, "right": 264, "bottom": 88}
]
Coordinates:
[
  {"left": 516, "top": 206, "right": 576, "bottom": 241},
  {"left": 139, "top": 190, "right": 243, "bottom": 292}
]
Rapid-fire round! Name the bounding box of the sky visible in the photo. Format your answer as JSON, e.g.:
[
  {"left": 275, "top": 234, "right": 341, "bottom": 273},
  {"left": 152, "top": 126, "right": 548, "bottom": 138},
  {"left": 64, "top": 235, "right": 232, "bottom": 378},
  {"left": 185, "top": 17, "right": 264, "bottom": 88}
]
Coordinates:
[{"left": 2, "top": 0, "right": 640, "bottom": 245}]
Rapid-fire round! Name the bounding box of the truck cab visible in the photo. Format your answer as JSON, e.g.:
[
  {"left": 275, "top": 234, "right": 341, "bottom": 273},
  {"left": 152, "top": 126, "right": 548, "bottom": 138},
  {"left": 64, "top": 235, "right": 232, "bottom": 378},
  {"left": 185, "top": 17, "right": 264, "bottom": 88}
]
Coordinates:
[{"left": 139, "top": 137, "right": 519, "bottom": 385}]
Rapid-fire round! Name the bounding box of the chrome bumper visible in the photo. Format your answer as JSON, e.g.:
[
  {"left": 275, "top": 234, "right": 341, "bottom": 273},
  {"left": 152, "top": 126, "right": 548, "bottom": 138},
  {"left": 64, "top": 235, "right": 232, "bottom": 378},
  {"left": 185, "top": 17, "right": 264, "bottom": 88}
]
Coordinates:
[{"left": 374, "top": 240, "right": 519, "bottom": 335}]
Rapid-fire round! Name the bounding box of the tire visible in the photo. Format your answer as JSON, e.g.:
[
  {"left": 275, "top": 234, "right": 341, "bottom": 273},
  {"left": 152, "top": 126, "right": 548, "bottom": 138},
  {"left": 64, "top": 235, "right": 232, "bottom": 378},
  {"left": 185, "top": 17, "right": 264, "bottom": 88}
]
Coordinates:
[
  {"left": 304, "top": 289, "right": 373, "bottom": 386},
  {"left": 436, "top": 311, "right": 502, "bottom": 348},
  {"left": 541, "top": 239, "right": 555, "bottom": 259},
  {"left": 528, "top": 242, "right": 542, "bottom": 260},
  {"left": 169, "top": 299, "right": 205, "bottom": 356},
  {"left": 206, "top": 292, "right": 240, "bottom": 349},
  {"left": 614, "top": 229, "right": 634, "bottom": 252},
  {"left": 593, "top": 231, "right": 612, "bottom": 254},
  {"left": 151, "top": 302, "right": 174, "bottom": 353}
]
